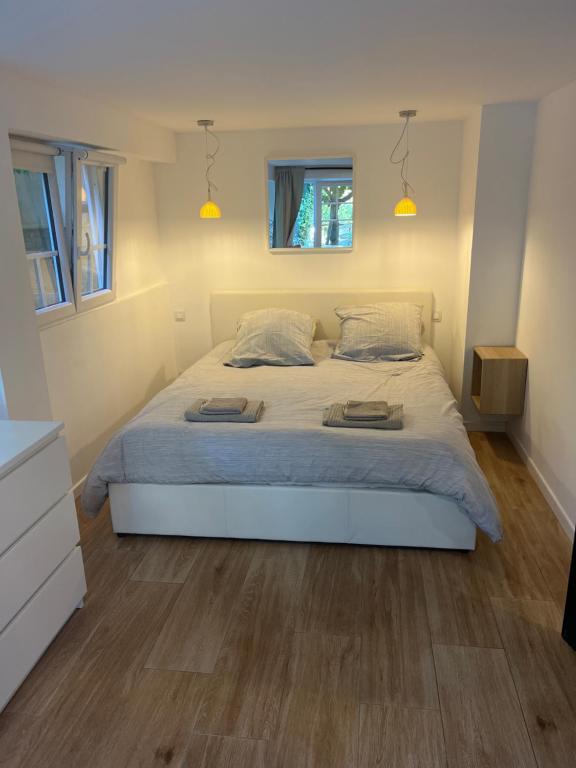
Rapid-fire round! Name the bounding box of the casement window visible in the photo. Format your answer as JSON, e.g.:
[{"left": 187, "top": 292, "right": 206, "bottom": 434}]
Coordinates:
[
  {"left": 293, "top": 176, "right": 354, "bottom": 249},
  {"left": 11, "top": 139, "right": 122, "bottom": 324}
]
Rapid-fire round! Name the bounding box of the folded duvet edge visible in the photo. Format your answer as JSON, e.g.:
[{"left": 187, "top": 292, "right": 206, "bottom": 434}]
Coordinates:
[
  {"left": 324, "top": 402, "right": 403, "bottom": 430},
  {"left": 199, "top": 396, "right": 248, "bottom": 415},
  {"left": 185, "top": 399, "right": 264, "bottom": 423},
  {"left": 343, "top": 400, "right": 390, "bottom": 421}
]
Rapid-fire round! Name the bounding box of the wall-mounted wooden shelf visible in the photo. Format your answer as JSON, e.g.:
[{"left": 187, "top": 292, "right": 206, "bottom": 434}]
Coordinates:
[{"left": 471, "top": 346, "right": 528, "bottom": 416}]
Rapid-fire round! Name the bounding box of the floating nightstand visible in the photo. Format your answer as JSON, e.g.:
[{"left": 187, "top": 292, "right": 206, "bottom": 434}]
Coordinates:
[{"left": 471, "top": 346, "right": 528, "bottom": 416}]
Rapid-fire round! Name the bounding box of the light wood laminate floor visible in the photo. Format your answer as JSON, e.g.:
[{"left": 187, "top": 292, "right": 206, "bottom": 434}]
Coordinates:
[{"left": 1, "top": 433, "right": 574, "bottom": 767}]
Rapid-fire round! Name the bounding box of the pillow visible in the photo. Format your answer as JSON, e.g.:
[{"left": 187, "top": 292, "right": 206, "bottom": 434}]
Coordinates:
[
  {"left": 224, "top": 308, "right": 316, "bottom": 367},
  {"left": 332, "top": 302, "right": 423, "bottom": 361}
]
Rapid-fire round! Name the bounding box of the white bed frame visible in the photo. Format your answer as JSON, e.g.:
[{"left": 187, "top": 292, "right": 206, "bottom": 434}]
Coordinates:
[{"left": 110, "top": 291, "right": 476, "bottom": 550}]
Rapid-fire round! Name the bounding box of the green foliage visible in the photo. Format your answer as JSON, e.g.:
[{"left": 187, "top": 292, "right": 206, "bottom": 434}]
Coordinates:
[{"left": 294, "top": 183, "right": 315, "bottom": 247}]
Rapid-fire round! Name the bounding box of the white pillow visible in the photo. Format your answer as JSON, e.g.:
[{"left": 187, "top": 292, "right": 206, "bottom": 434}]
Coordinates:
[
  {"left": 224, "top": 308, "right": 316, "bottom": 367},
  {"left": 332, "top": 302, "right": 423, "bottom": 361}
]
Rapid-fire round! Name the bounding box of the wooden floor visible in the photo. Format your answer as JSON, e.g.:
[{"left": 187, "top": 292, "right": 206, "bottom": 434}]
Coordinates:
[{"left": 1, "top": 432, "right": 575, "bottom": 767}]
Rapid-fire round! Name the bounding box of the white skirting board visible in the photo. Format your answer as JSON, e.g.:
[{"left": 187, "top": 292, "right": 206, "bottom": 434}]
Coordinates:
[
  {"left": 109, "top": 484, "right": 477, "bottom": 551},
  {"left": 508, "top": 432, "right": 574, "bottom": 540}
]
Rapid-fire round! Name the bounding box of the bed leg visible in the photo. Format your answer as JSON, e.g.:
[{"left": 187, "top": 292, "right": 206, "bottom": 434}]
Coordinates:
[{"left": 116, "top": 532, "right": 128, "bottom": 538}]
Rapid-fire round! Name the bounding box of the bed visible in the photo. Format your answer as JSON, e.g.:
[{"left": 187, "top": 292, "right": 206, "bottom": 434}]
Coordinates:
[{"left": 82, "top": 291, "right": 501, "bottom": 550}]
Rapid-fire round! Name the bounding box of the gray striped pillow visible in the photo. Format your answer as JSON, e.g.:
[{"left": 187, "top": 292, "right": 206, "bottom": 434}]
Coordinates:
[
  {"left": 224, "top": 308, "right": 316, "bottom": 367},
  {"left": 332, "top": 302, "right": 423, "bottom": 361}
]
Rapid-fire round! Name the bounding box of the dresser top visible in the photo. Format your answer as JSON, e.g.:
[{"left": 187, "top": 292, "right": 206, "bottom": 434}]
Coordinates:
[{"left": 0, "top": 421, "right": 64, "bottom": 480}]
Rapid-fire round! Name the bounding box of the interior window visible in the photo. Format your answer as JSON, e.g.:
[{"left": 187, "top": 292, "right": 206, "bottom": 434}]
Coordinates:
[{"left": 268, "top": 158, "right": 354, "bottom": 250}]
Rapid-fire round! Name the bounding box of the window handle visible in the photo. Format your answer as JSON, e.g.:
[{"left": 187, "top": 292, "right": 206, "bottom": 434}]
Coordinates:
[{"left": 79, "top": 231, "right": 91, "bottom": 256}]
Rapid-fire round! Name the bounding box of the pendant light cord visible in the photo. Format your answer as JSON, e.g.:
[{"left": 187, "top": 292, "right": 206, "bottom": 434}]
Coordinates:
[
  {"left": 204, "top": 125, "right": 220, "bottom": 201},
  {"left": 390, "top": 116, "right": 415, "bottom": 197}
]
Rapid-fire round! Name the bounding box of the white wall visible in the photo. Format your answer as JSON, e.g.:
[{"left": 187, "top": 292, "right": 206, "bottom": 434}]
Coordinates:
[
  {"left": 459, "top": 101, "right": 537, "bottom": 428},
  {"left": 510, "top": 80, "right": 576, "bottom": 537},
  {"left": 39, "top": 159, "right": 178, "bottom": 486},
  {"left": 0, "top": 70, "right": 177, "bottom": 485},
  {"left": 0, "top": 115, "right": 52, "bottom": 420},
  {"left": 0, "top": 69, "right": 175, "bottom": 162},
  {"left": 451, "top": 109, "right": 481, "bottom": 400},
  {"left": 155, "top": 122, "right": 463, "bottom": 379}
]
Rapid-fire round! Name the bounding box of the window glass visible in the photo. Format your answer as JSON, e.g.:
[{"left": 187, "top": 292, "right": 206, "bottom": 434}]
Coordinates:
[
  {"left": 292, "top": 183, "right": 315, "bottom": 248},
  {"left": 268, "top": 159, "right": 354, "bottom": 249},
  {"left": 13, "top": 169, "right": 65, "bottom": 310},
  {"left": 321, "top": 183, "right": 354, "bottom": 247},
  {"left": 80, "top": 164, "right": 109, "bottom": 295}
]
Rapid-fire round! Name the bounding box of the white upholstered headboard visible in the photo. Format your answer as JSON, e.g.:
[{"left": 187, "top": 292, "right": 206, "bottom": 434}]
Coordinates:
[{"left": 210, "top": 291, "right": 434, "bottom": 346}]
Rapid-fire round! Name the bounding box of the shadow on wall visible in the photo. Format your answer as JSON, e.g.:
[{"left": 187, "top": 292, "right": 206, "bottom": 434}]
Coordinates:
[
  {"left": 0, "top": 369, "right": 8, "bottom": 418},
  {"left": 70, "top": 364, "right": 173, "bottom": 486}
]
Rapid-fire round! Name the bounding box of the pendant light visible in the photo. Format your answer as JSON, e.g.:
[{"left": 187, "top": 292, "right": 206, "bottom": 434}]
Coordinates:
[
  {"left": 390, "top": 109, "right": 417, "bottom": 216},
  {"left": 197, "top": 119, "right": 222, "bottom": 219}
]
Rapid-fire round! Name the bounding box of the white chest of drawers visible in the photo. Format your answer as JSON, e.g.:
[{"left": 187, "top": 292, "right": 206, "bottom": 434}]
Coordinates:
[{"left": 0, "top": 420, "right": 86, "bottom": 712}]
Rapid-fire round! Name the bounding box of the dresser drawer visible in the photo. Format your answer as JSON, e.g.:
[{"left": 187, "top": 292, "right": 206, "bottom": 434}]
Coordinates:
[
  {"left": 0, "top": 437, "right": 71, "bottom": 556},
  {"left": 0, "top": 493, "right": 80, "bottom": 631},
  {"left": 0, "top": 547, "right": 86, "bottom": 713}
]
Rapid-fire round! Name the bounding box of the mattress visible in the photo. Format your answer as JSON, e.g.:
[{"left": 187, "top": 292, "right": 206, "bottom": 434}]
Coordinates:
[{"left": 82, "top": 340, "right": 501, "bottom": 541}]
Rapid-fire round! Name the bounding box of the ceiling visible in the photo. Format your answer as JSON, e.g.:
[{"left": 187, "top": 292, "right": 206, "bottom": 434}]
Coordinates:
[{"left": 1, "top": 0, "right": 576, "bottom": 131}]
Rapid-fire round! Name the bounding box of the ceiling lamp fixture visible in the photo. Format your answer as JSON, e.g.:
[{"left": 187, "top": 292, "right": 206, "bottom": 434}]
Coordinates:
[
  {"left": 390, "top": 109, "right": 417, "bottom": 217},
  {"left": 197, "top": 119, "right": 222, "bottom": 219}
]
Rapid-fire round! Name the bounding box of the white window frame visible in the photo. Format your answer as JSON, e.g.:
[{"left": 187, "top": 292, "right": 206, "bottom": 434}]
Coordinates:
[
  {"left": 11, "top": 139, "right": 124, "bottom": 324},
  {"left": 72, "top": 152, "right": 118, "bottom": 312},
  {"left": 266, "top": 157, "right": 355, "bottom": 253},
  {"left": 11, "top": 147, "right": 76, "bottom": 327}
]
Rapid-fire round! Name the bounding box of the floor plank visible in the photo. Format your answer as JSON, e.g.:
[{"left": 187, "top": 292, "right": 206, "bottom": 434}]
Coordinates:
[
  {"left": 360, "top": 548, "right": 438, "bottom": 709},
  {"left": 16, "top": 580, "right": 181, "bottom": 768},
  {"left": 358, "top": 703, "right": 446, "bottom": 768},
  {"left": 130, "top": 536, "right": 204, "bottom": 583},
  {"left": 470, "top": 432, "right": 570, "bottom": 607},
  {"left": 183, "top": 734, "right": 268, "bottom": 768},
  {"left": 146, "top": 539, "right": 254, "bottom": 673},
  {"left": 273, "top": 632, "right": 360, "bottom": 768},
  {"left": 93, "top": 669, "right": 209, "bottom": 768},
  {"left": 7, "top": 546, "right": 144, "bottom": 718},
  {"left": 492, "top": 597, "right": 576, "bottom": 768},
  {"left": 296, "top": 543, "right": 362, "bottom": 636},
  {"left": 195, "top": 542, "right": 308, "bottom": 739},
  {"left": 0, "top": 713, "right": 44, "bottom": 768},
  {"left": 434, "top": 644, "right": 537, "bottom": 768},
  {"left": 421, "top": 549, "right": 502, "bottom": 648}
]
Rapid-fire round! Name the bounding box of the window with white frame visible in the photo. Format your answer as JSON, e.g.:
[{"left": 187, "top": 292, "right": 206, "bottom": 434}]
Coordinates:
[
  {"left": 11, "top": 139, "right": 121, "bottom": 323},
  {"left": 268, "top": 159, "right": 354, "bottom": 249}
]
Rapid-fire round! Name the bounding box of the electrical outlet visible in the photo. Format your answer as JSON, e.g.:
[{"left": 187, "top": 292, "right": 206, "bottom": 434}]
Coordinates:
[
  {"left": 174, "top": 310, "right": 186, "bottom": 322},
  {"left": 432, "top": 310, "right": 442, "bottom": 322}
]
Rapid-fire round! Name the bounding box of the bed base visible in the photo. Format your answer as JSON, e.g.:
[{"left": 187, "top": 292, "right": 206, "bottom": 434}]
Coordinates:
[{"left": 109, "top": 484, "right": 476, "bottom": 550}]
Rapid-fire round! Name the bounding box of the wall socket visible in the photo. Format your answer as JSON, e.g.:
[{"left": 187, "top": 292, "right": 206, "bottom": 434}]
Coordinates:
[
  {"left": 432, "top": 310, "right": 443, "bottom": 322},
  {"left": 174, "top": 310, "right": 186, "bottom": 322}
]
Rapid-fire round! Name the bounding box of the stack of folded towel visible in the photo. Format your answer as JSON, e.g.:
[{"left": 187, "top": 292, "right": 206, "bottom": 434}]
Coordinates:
[
  {"left": 323, "top": 399, "right": 403, "bottom": 430},
  {"left": 185, "top": 397, "right": 264, "bottom": 423}
]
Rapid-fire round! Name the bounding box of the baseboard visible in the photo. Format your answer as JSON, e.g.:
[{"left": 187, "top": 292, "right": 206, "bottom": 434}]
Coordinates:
[
  {"left": 508, "top": 432, "right": 575, "bottom": 540},
  {"left": 72, "top": 474, "right": 87, "bottom": 500}
]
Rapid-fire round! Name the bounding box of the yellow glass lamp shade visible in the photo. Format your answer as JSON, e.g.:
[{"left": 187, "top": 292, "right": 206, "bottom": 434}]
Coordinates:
[
  {"left": 394, "top": 196, "right": 417, "bottom": 216},
  {"left": 199, "top": 199, "right": 222, "bottom": 219}
]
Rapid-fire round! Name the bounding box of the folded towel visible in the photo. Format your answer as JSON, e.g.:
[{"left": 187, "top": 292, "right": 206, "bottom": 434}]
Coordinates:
[
  {"left": 343, "top": 400, "right": 390, "bottom": 421},
  {"left": 323, "top": 403, "right": 403, "bottom": 430},
  {"left": 199, "top": 397, "right": 248, "bottom": 415},
  {"left": 185, "top": 399, "right": 264, "bottom": 423}
]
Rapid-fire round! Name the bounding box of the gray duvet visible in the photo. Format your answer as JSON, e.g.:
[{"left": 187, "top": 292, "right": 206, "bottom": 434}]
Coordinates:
[{"left": 82, "top": 340, "right": 502, "bottom": 541}]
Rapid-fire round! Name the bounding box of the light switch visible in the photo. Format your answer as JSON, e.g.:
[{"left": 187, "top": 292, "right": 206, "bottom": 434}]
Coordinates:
[
  {"left": 432, "top": 310, "right": 442, "bottom": 322},
  {"left": 174, "top": 310, "right": 186, "bottom": 322}
]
